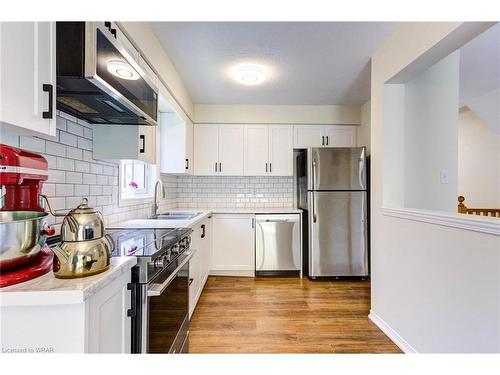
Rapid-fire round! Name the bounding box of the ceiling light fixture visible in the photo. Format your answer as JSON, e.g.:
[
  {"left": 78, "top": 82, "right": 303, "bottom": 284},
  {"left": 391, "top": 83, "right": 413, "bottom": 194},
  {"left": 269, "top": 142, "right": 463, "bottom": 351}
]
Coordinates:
[
  {"left": 107, "top": 60, "right": 140, "bottom": 81},
  {"left": 232, "top": 64, "right": 267, "bottom": 85}
]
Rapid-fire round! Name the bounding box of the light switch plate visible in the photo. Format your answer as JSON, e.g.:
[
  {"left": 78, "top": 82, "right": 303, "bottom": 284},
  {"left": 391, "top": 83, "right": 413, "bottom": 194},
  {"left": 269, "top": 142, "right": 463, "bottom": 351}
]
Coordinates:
[{"left": 440, "top": 169, "right": 449, "bottom": 184}]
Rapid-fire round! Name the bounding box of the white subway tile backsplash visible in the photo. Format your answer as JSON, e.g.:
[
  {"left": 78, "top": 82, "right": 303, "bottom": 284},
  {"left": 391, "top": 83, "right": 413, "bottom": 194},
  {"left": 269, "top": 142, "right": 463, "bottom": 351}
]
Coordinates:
[
  {"left": 66, "top": 146, "right": 83, "bottom": 160},
  {"left": 74, "top": 184, "right": 90, "bottom": 196},
  {"left": 19, "top": 136, "right": 45, "bottom": 153},
  {"left": 89, "top": 185, "right": 102, "bottom": 196},
  {"left": 66, "top": 171, "right": 83, "bottom": 184},
  {"left": 56, "top": 157, "right": 75, "bottom": 171},
  {"left": 66, "top": 121, "right": 84, "bottom": 136},
  {"left": 45, "top": 141, "right": 66, "bottom": 157},
  {"left": 56, "top": 184, "right": 74, "bottom": 197},
  {"left": 96, "top": 175, "right": 108, "bottom": 185},
  {"left": 75, "top": 160, "right": 90, "bottom": 173},
  {"left": 59, "top": 131, "right": 78, "bottom": 147},
  {"left": 77, "top": 137, "right": 92, "bottom": 151}
]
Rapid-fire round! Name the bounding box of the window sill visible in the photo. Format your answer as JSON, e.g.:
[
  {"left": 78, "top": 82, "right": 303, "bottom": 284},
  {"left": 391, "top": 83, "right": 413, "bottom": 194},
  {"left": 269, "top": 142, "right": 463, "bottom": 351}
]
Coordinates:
[{"left": 381, "top": 207, "right": 500, "bottom": 236}]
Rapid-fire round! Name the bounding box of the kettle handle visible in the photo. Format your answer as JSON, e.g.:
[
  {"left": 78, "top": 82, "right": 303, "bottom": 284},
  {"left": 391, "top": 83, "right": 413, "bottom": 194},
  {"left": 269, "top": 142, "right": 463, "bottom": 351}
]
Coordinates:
[
  {"left": 105, "top": 234, "right": 116, "bottom": 252},
  {"left": 40, "top": 195, "right": 67, "bottom": 217}
]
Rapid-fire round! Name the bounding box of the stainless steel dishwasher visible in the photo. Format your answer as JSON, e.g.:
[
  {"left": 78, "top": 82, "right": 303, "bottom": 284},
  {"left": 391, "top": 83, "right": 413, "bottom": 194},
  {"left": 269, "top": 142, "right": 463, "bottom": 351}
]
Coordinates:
[{"left": 255, "top": 214, "right": 302, "bottom": 277}]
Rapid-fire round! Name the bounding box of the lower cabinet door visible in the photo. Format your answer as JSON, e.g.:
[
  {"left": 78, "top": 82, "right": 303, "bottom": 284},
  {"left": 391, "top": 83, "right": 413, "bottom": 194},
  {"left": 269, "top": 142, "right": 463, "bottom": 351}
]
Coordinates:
[
  {"left": 87, "top": 271, "right": 132, "bottom": 353},
  {"left": 211, "top": 214, "right": 255, "bottom": 276},
  {"left": 188, "top": 247, "right": 202, "bottom": 319}
]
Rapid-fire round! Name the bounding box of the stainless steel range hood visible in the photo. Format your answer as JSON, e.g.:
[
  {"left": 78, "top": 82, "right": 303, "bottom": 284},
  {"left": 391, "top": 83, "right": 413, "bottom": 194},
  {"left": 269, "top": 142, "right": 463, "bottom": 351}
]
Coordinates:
[{"left": 56, "top": 22, "right": 158, "bottom": 126}]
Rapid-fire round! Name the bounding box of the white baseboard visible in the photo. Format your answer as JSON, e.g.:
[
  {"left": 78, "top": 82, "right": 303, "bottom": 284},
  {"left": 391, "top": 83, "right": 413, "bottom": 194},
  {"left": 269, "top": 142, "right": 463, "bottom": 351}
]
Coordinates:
[{"left": 369, "top": 310, "right": 418, "bottom": 353}]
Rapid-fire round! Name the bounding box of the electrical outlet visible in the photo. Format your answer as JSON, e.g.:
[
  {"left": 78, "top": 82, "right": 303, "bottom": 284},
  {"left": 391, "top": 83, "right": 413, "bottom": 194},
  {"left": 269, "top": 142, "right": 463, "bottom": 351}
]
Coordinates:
[{"left": 440, "top": 170, "right": 449, "bottom": 184}]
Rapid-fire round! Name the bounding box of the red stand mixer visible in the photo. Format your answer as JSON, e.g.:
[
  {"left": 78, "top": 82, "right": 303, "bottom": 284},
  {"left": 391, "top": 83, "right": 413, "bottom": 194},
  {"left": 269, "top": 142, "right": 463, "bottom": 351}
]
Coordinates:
[{"left": 0, "top": 144, "right": 55, "bottom": 287}]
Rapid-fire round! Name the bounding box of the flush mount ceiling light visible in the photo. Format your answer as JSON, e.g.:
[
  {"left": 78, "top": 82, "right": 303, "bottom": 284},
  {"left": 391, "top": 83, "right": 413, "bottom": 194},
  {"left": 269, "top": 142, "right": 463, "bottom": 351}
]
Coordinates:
[
  {"left": 232, "top": 64, "right": 267, "bottom": 85},
  {"left": 107, "top": 60, "right": 140, "bottom": 81}
]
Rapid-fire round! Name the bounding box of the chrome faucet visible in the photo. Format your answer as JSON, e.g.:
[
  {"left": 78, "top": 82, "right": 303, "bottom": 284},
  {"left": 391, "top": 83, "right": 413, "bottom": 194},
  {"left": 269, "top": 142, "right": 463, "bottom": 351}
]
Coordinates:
[{"left": 151, "top": 180, "right": 164, "bottom": 218}]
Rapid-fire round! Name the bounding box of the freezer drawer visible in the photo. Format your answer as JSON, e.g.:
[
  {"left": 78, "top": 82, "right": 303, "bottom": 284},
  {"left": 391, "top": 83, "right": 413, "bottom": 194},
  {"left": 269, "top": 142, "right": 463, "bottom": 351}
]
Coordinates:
[
  {"left": 255, "top": 214, "right": 301, "bottom": 275},
  {"left": 309, "top": 191, "right": 368, "bottom": 277}
]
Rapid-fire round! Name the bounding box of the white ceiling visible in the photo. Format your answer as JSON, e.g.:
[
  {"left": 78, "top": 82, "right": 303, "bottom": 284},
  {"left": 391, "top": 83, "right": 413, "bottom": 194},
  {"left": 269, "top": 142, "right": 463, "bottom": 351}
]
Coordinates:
[
  {"left": 150, "top": 22, "right": 399, "bottom": 105},
  {"left": 460, "top": 23, "right": 500, "bottom": 133}
]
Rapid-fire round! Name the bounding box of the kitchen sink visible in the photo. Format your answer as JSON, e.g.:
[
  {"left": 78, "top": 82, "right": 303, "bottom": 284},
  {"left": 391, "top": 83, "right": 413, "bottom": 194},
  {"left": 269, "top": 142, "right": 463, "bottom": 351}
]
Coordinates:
[{"left": 149, "top": 211, "right": 202, "bottom": 220}]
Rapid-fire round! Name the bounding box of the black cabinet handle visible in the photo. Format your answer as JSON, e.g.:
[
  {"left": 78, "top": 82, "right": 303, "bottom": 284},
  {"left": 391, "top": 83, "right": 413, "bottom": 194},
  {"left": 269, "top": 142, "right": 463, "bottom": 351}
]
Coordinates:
[
  {"left": 326, "top": 136, "right": 329, "bottom": 146},
  {"left": 321, "top": 136, "right": 325, "bottom": 146},
  {"left": 104, "top": 21, "right": 111, "bottom": 30},
  {"left": 201, "top": 224, "right": 206, "bottom": 238},
  {"left": 219, "top": 162, "right": 222, "bottom": 173},
  {"left": 189, "top": 278, "right": 194, "bottom": 286},
  {"left": 110, "top": 28, "right": 117, "bottom": 38},
  {"left": 126, "top": 283, "right": 137, "bottom": 317},
  {"left": 139, "top": 135, "right": 145, "bottom": 153},
  {"left": 270, "top": 163, "right": 272, "bottom": 173},
  {"left": 265, "top": 163, "right": 268, "bottom": 172},
  {"left": 42, "top": 84, "right": 53, "bottom": 119},
  {"left": 185, "top": 158, "right": 189, "bottom": 170},
  {"left": 215, "top": 162, "right": 218, "bottom": 172}
]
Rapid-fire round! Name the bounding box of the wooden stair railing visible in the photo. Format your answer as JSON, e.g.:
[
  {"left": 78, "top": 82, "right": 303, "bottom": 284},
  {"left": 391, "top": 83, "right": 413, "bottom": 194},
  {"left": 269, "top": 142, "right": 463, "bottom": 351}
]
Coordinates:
[{"left": 457, "top": 196, "right": 500, "bottom": 218}]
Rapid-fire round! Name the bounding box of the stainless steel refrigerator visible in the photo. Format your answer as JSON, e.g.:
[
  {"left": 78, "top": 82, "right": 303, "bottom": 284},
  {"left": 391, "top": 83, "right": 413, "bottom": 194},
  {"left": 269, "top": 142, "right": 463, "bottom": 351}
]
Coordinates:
[{"left": 295, "top": 147, "right": 368, "bottom": 278}]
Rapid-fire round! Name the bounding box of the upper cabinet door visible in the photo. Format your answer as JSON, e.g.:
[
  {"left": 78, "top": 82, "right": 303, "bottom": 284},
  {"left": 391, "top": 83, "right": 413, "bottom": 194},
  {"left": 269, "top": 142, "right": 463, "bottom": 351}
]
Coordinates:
[
  {"left": 138, "top": 126, "right": 156, "bottom": 164},
  {"left": 269, "top": 125, "right": 293, "bottom": 176},
  {"left": 244, "top": 125, "right": 269, "bottom": 176},
  {"left": 218, "top": 125, "right": 244, "bottom": 176},
  {"left": 185, "top": 119, "right": 194, "bottom": 174},
  {"left": 323, "top": 125, "right": 357, "bottom": 147},
  {"left": 194, "top": 124, "right": 219, "bottom": 176},
  {"left": 0, "top": 22, "right": 56, "bottom": 137},
  {"left": 293, "top": 125, "right": 323, "bottom": 148}
]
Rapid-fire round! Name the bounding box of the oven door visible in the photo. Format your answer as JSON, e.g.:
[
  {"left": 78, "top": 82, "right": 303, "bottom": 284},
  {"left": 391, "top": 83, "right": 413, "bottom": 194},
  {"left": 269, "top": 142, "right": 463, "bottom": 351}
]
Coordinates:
[{"left": 145, "top": 251, "right": 194, "bottom": 354}]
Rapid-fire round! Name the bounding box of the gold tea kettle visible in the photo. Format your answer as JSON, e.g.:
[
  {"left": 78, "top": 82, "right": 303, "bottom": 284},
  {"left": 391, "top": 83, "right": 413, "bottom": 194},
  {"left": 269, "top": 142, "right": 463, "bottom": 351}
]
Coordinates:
[{"left": 42, "top": 197, "right": 113, "bottom": 278}]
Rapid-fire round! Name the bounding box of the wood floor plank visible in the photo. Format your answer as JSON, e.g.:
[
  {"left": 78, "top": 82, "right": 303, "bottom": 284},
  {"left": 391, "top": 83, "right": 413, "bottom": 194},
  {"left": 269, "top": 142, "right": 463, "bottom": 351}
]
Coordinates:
[{"left": 189, "top": 276, "right": 401, "bottom": 354}]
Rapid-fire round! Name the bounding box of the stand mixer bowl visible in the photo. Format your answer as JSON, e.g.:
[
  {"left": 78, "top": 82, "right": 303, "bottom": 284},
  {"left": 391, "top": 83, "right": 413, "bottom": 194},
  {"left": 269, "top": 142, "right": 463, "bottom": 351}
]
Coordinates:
[{"left": 0, "top": 211, "right": 50, "bottom": 270}]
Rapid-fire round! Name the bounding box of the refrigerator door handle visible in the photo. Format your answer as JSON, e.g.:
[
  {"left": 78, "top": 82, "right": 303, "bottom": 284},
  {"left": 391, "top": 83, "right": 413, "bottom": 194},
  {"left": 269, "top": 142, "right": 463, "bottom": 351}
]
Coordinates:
[
  {"left": 312, "top": 192, "right": 317, "bottom": 223},
  {"left": 312, "top": 158, "right": 317, "bottom": 191},
  {"left": 358, "top": 148, "right": 366, "bottom": 189}
]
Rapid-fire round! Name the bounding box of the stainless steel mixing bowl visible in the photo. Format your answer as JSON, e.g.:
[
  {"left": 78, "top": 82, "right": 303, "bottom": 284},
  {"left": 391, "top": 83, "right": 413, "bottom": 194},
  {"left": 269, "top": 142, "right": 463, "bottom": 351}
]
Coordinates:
[{"left": 0, "top": 211, "right": 49, "bottom": 270}]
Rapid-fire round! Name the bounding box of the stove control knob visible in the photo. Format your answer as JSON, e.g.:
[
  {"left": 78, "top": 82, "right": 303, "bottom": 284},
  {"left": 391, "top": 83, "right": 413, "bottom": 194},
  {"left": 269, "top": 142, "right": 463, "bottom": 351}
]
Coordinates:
[
  {"left": 185, "top": 236, "right": 191, "bottom": 247},
  {"left": 154, "top": 256, "right": 166, "bottom": 268},
  {"left": 171, "top": 244, "right": 180, "bottom": 254}
]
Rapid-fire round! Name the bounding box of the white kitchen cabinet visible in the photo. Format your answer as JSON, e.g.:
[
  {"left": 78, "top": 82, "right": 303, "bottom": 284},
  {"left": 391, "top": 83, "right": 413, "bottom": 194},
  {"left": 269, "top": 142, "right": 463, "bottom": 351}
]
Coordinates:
[
  {"left": 244, "top": 124, "right": 293, "bottom": 176},
  {"left": 0, "top": 261, "right": 134, "bottom": 353},
  {"left": 93, "top": 124, "right": 156, "bottom": 164},
  {"left": 160, "top": 112, "right": 193, "bottom": 174},
  {"left": 293, "top": 125, "right": 324, "bottom": 148},
  {"left": 189, "top": 216, "right": 211, "bottom": 319},
  {"left": 244, "top": 125, "right": 269, "bottom": 176},
  {"left": 218, "top": 125, "right": 245, "bottom": 175},
  {"left": 194, "top": 124, "right": 244, "bottom": 176},
  {"left": 293, "top": 125, "right": 357, "bottom": 148},
  {"left": 268, "top": 125, "right": 293, "bottom": 176},
  {"left": 193, "top": 124, "right": 219, "bottom": 175},
  {"left": 0, "top": 22, "right": 56, "bottom": 137},
  {"left": 87, "top": 272, "right": 132, "bottom": 353},
  {"left": 211, "top": 214, "right": 255, "bottom": 276},
  {"left": 323, "top": 125, "right": 357, "bottom": 147}
]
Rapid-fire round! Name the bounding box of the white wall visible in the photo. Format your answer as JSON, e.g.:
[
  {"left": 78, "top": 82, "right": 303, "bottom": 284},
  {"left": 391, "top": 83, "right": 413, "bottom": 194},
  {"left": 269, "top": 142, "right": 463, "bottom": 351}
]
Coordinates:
[
  {"left": 403, "top": 51, "right": 459, "bottom": 212},
  {"left": 357, "top": 100, "right": 371, "bottom": 153},
  {"left": 371, "top": 22, "right": 500, "bottom": 353},
  {"left": 458, "top": 107, "right": 500, "bottom": 208},
  {"left": 194, "top": 104, "right": 361, "bottom": 125}
]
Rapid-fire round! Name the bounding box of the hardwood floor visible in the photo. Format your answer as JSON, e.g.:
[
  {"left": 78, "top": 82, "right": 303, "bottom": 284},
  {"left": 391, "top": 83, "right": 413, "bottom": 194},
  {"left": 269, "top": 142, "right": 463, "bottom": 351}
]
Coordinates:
[{"left": 189, "top": 276, "right": 401, "bottom": 353}]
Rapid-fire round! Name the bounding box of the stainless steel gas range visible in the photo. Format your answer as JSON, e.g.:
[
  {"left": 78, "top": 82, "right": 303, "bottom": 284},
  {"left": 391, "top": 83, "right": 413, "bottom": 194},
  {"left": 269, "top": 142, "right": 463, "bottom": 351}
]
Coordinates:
[{"left": 107, "top": 227, "right": 194, "bottom": 354}]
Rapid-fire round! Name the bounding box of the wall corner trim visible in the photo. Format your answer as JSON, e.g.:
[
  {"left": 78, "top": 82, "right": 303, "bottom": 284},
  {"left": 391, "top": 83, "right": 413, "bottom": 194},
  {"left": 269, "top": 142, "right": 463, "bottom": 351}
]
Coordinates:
[
  {"left": 381, "top": 207, "right": 500, "bottom": 236},
  {"left": 368, "top": 310, "right": 417, "bottom": 354}
]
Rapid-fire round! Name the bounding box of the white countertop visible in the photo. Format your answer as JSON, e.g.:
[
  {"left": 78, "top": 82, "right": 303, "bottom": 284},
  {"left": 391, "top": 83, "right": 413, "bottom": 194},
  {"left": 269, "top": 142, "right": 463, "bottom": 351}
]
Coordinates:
[
  {"left": 108, "top": 207, "right": 302, "bottom": 230},
  {"left": 0, "top": 257, "right": 136, "bottom": 307}
]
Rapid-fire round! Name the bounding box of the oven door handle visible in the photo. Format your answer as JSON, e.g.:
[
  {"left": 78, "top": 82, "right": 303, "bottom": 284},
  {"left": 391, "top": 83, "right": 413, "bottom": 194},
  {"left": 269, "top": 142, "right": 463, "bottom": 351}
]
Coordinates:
[{"left": 147, "top": 250, "right": 195, "bottom": 297}]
